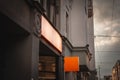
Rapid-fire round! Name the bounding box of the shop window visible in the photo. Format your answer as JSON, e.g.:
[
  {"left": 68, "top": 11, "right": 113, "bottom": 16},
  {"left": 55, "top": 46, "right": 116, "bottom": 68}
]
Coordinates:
[{"left": 38, "top": 56, "right": 56, "bottom": 80}]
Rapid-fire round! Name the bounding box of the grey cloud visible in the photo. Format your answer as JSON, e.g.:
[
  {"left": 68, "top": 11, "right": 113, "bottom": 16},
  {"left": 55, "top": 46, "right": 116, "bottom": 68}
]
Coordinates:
[
  {"left": 94, "top": 0, "right": 120, "bottom": 78},
  {"left": 94, "top": 0, "right": 113, "bottom": 22},
  {"left": 94, "top": 0, "right": 120, "bottom": 23},
  {"left": 94, "top": 0, "right": 120, "bottom": 36},
  {"left": 95, "top": 37, "right": 120, "bottom": 52}
]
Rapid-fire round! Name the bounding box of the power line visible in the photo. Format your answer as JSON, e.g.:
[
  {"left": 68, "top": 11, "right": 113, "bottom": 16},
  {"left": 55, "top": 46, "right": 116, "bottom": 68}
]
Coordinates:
[
  {"left": 98, "top": 66, "right": 101, "bottom": 80},
  {"left": 97, "top": 61, "right": 116, "bottom": 63},
  {"left": 94, "top": 35, "right": 120, "bottom": 38},
  {"left": 95, "top": 51, "right": 120, "bottom": 52},
  {"left": 111, "top": 0, "right": 115, "bottom": 33},
  {"left": 94, "top": 38, "right": 102, "bottom": 65},
  {"left": 111, "top": 0, "right": 115, "bottom": 23}
]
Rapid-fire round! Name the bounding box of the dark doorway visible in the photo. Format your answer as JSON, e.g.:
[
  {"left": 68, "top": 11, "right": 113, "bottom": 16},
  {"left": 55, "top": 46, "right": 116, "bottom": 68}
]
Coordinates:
[{"left": 0, "top": 12, "right": 30, "bottom": 80}]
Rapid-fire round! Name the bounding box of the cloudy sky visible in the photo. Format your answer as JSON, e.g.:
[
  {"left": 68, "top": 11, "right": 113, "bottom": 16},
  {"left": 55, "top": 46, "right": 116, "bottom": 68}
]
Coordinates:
[{"left": 93, "top": 0, "right": 120, "bottom": 78}]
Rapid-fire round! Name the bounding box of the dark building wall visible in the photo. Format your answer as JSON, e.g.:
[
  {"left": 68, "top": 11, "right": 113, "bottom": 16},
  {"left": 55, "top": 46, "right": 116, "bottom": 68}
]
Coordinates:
[
  {"left": 31, "top": 35, "right": 39, "bottom": 80},
  {"left": 0, "top": 0, "right": 63, "bottom": 80},
  {"left": 0, "top": 25, "right": 32, "bottom": 80},
  {"left": 57, "top": 56, "right": 64, "bottom": 80},
  {"left": 0, "top": 0, "right": 31, "bottom": 33},
  {"left": 0, "top": 12, "right": 33, "bottom": 80},
  {"left": 4, "top": 36, "right": 32, "bottom": 80},
  {"left": 0, "top": 0, "right": 40, "bottom": 80}
]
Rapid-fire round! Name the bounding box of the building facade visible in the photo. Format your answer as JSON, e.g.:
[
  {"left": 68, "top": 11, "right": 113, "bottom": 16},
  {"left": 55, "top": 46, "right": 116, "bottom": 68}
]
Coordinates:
[
  {"left": 0, "top": 0, "right": 64, "bottom": 80},
  {"left": 60, "top": 0, "right": 95, "bottom": 80},
  {"left": 0, "top": 0, "right": 95, "bottom": 80}
]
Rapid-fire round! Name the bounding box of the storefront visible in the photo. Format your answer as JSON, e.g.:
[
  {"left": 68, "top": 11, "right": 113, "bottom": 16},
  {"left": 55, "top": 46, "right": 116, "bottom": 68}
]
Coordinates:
[
  {"left": 38, "top": 15, "right": 63, "bottom": 80},
  {"left": 0, "top": 0, "right": 63, "bottom": 80}
]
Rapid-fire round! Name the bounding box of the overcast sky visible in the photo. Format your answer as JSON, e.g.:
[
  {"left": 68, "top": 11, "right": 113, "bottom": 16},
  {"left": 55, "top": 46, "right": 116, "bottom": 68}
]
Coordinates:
[{"left": 93, "top": 0, "right": 120, "bottom": 78}]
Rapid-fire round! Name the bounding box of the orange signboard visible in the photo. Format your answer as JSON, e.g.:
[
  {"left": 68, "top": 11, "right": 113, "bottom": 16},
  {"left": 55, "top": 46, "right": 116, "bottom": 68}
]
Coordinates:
[
  {"left": 41, "top": 16, "right": 62, "bottom": 53},
  {"left": 64, "top": 56, "right": 79, "bottom": 72}
]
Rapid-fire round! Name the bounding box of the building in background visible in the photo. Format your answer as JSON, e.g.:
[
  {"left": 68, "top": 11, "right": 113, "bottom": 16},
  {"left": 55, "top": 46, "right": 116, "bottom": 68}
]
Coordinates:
[
  {"left": 112, "top": 60, "right": 120, "bottom": 80},
  {"left": 0, "top": 0, "right": 95, "bottom": 80},
  {"left": 104, "top": 75, "right": 112, "bottom": 80}
]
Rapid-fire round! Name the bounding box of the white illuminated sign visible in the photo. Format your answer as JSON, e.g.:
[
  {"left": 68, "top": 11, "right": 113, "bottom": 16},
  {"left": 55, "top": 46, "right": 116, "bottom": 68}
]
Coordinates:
[{"left": 41, "top": 16, "right": 62, "bottom": 53}]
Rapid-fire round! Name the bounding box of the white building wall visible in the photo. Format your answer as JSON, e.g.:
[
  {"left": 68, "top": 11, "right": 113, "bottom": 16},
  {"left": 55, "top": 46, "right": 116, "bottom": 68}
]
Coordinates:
[
  {"left": 72, "top": 51, "right": 87, "bottom": 65},
  {"left": 71, "top": 0, "right": 95, "bottom": 70},
  {"left": 60, "top": 0, "right": 95, "bottom": 71},
  {"left": 60, "top": 0, "right": 73, "bottom": 56},
  {"left": 87, "top": 17, "right": 95, "bottom": 70},
  {"left": 60, "top": 0, "right": 71, "bottom": 38},
  {"left": 60, "top": 0, "right": 66, "bottom": 36},
  {"left": 70, "top": 0, "right": 87, "bottom": 47}
]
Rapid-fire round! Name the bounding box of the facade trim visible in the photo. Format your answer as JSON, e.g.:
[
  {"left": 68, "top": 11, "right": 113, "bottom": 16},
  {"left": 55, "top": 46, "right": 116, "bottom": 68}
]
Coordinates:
[
  {"left": 62, "top": 36, "right": 92, "bottom": 61},
  {"left": 62, "top": 36, "right": 90, "bottom": 53}
]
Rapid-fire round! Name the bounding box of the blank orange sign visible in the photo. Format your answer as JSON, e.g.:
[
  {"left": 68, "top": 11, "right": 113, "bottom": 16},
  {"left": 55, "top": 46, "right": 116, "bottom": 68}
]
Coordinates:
[{"left": 64, "top": 56, "right": 79, "bottom": 72}]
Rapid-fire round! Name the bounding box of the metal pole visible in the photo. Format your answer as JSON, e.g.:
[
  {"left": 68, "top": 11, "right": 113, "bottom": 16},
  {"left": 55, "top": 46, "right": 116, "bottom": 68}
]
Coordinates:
[{"left": 98, "top": 66, "right": 101, "bottom": 80}]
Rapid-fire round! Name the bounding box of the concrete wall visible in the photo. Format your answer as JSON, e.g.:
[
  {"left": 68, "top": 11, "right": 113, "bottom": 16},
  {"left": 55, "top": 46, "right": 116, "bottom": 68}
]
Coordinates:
[
  {"left": 60, "top": 0, "right": 93, "bottom": 68},
  {"left": 70, "top": 0, "right": 87, "bottom": 47},
  {"left": 63, "top": 44, "right": 72, "bottom": 56},
  {"left": 0, "top": 34, "right": 32, "bottom": 80},
  {"left": 0, "top": 0, "right": 40, "bottom": 80},
  {"left": 60, "top": 0, "right": 95, "bottom": 79},
  {"left": 31, "top": 35, "right": 39, "bottom": 80},
  {"left": 1, "top": 35, "right": 39, "bottom": 80},
  {"left": 87, "top": 17, "right": 95, "bottom": 70},
  {"left": 0, "top": 0, "right": 31, "bottom": 33},
  {"left": 60, "top": 0, "right": 67, "bottom": 35},
  {"left": 65, "top": 72, "right": 76, "bottom": 80},
  {"left": 70, "top": 0, "right": 95, "bottom": 71},
  {"left": 60, "top": 0, "right": 88, "bottom": 47},
  {"left": 72, "top": 51, "right": 87, "bottom": 65}
]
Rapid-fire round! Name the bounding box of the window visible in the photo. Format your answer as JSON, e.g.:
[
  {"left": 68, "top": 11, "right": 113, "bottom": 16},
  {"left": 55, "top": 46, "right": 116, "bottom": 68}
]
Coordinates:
[
  {"left": 85, "top": 0, "right": 87, "bottom": 14},
  {"left": 39, "top": 0, "right": 60, "bottom": 29},
  {"left": 66, "top": 12, "right": 69, "bottom": 38},
  {"left": 39, "top": 0, "right": 45, "bottom": 9},
  {"left": 88, "top": 0, "right": 92, "bottom": 7},
  {"left": 39, "top": 56, "right": 56, "bottom": 80},
  {"left": 40, "top": 0, "right": 56, "bottom": 25},
  {"left": 49, "top": 0, "right": 56, "bottom": 25},
  {"left": 88, "top": 0, "right": 93, "bottom": 18}
]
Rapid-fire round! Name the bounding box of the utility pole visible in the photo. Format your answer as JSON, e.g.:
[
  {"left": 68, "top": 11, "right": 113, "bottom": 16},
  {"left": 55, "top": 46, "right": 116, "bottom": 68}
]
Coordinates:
[{"left": 98, "top": 65, "right": 101, "bottom": 80}]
